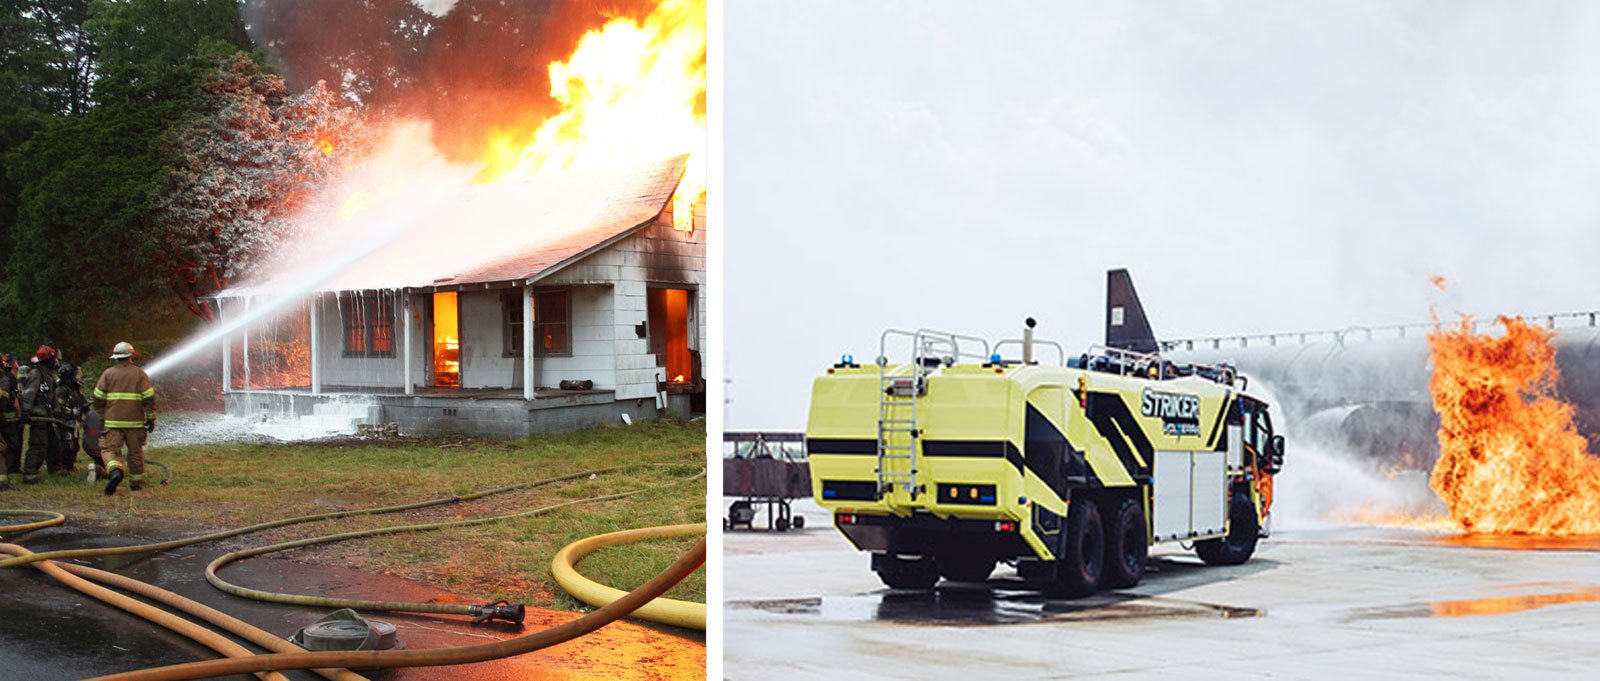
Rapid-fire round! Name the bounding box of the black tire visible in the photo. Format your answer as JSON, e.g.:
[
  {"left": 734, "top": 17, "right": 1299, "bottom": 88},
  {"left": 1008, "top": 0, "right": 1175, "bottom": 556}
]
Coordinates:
[
  {"left": 936, "top": 554, "right": 996, "bottom": 583},
  {"left": 792, "top": 515, "right": 806, "bottom": 529},
  {"left": 1048, "top": 498, "right": 1104, "bottom": 597},
  {"left": 875, "top": 555, "right": 939, "bottom": 590},
  {"left": 1195, "top": 491, "right": 1260, "bottom": 566},
  {"left": 1101, "top": 496, "right": 1148, "bottom": 589},
  {"left": 775, "top": 516, "right": 791, "bottom": 532}
]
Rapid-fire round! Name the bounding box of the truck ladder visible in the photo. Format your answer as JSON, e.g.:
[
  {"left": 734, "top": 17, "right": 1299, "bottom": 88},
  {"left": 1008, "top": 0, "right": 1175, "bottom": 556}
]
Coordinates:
[
  {"left": 874, "top": 329, "right": 990, "bottom": 503},
  {"left": 876, "top": 361, "right": 921, "bottom": 501}
]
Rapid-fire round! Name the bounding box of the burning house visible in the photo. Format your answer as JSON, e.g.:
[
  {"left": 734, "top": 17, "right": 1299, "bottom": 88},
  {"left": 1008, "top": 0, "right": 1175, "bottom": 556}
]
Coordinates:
[{"left": 214, "top": 155, "right": 705, "bottom": 438}]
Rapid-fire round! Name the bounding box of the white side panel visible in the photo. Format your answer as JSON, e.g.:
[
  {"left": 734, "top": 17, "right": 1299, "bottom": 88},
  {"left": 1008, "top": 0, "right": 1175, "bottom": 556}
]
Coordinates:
[
  {"left": 1152, "top": 450, "right": 1192, "bottom": 541},
  {"left": 1192, "top": 450, "right": 1228, "bottom": 536},
  {"left": 1225, "top": 424, "right": 1243, "bottom": 470}
]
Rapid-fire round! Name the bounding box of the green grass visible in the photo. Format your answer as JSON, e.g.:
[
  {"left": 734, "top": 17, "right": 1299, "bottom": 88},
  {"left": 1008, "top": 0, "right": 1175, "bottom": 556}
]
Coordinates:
[{"left": 1, "top": 419, "right": 707, "bottom": 614}]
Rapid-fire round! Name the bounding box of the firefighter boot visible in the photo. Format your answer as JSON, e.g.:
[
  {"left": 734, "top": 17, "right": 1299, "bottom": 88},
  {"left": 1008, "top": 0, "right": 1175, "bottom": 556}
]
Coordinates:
[{"left": 103, "top": 467, "right": 124, "bottom": 496}]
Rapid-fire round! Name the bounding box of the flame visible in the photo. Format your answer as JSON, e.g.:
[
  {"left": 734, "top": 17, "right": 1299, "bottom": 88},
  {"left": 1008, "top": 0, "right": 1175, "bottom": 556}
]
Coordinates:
[
  {"left": 318, "top": 138, "right": 335, "bottom": 156},
  {"left": 478, "top": 0, "right": 706, "bottom": 230},
  {"left": 1427, "top": 315, "right": 1600, "bottom": 535},
  {"left": 672, "top": 374, "right": 685, "bottom": 383}
]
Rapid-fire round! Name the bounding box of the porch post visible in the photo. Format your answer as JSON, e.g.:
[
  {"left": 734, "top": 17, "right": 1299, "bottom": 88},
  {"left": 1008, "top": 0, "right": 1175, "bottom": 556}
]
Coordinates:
[
  {"left": 309, "top": 295, "right": 322, "bottom": 395},
  {"left": 241, "top": 298, "right": 251, "bottom": 390},
  {"left": 403, "top": 292, "right": 414, "bottom": 396},
  {"left": 219, "top": 298, "right": 230, "bottom": 394},
  {"left": 523, "top": 285, "right": 535, "bottom": 401}
]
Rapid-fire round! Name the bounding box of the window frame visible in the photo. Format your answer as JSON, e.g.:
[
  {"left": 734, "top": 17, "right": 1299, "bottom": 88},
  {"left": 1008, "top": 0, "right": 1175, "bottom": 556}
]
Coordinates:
[
  {"left": 501, "top": 290, "right": 525, "bottom": 358},
  {"left": 339, "top": 292, "right": 397, "bottom": 359},
  {"left": 534, "top": 288, "right": 571, "bottom": 357}
]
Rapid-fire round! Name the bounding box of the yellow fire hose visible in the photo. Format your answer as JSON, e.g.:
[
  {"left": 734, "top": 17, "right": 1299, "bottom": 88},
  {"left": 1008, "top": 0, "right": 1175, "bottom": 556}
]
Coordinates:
[
  {"left": 0, "top": 510, "right": 65, "bottom": 535},
  {"left": 552, "top": 524, "right": 707, "bottom": 630}
]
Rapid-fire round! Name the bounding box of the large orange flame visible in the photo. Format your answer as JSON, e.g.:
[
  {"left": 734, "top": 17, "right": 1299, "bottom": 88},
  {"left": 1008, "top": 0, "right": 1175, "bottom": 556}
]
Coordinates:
[
  {"left": 1427, "top": 316, "right": 1600, "bottom": 535},
  {"left": 480, "top": 0, "right": 705, "bottom": 230}
]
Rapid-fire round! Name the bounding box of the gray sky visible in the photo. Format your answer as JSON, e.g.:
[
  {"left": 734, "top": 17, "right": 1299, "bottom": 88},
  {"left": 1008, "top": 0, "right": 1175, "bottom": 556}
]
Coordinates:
[{"left": 725, "top": 1, "right": 1600, "bottom": 428}]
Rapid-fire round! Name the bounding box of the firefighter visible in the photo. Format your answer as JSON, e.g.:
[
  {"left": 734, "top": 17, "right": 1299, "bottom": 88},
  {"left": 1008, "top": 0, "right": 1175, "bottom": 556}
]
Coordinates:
[
  {"left": 17, "top": 345, "right": 61, "bottom": 483},
  {"left": 92, "top": 342, "right": 155, "bottom": 495},
  {"left": 55, "top": 360, "right": 88, "bottom": 474},
  {"left": 83, "top": 407, "right": 108, "bottom": 482},
  {"left": 0, "top": 355, "right": 19, "bottom": 490}
]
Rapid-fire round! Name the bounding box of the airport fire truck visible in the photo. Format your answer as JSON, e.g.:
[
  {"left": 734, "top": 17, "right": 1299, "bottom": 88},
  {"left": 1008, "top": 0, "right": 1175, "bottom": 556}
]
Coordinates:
[{"left": 806, "top": 270, "right": 1285, "bottom": 595}]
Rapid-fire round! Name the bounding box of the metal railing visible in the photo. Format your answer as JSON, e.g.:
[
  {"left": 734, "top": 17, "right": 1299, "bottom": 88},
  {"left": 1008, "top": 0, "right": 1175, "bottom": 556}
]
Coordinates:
[{"left": 1160, "top": 310, "right": 1600, "bottom": 352}]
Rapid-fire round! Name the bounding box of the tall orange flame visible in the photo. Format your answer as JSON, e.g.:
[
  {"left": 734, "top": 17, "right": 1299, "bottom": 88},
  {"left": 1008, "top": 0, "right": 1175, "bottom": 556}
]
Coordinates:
[
  {"left": 480, "top": 0, "right": 706, "bottom": 230},
  {"left": 1427, "top": 316, "right": 1600, "bottom": 535}
]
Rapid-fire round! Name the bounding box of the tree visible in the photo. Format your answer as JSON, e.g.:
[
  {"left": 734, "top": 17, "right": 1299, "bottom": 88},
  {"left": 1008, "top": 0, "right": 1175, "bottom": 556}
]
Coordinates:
[
  {"left": 0, "top": 0, "right": 254, "bottom": 355},
  {"left": 156, "top": 53, "right": 370, "bottom": 321}
]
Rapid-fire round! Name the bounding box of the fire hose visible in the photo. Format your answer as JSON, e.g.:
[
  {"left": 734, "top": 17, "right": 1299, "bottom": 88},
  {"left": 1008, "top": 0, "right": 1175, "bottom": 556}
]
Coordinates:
[
  {"left": 88, "top": 538, "right": 706, "bottom": 681},
  {"left": 552, "top": 524, "right": 707, "bottom": 629},
  {"left": 0, "top": 463, "right": 705, "bottom": 676},
  {"left": 0, "top": 543, "right": 364, "bottom": 681},
  {"left": 0, "top": 465, "right": 640, "bottom": 570},
  {"left": 0, "top": 510, "right": 65, "bottom": 535},
  {"left": 204, "top": 470, "right": 705, "bottom": 623}
]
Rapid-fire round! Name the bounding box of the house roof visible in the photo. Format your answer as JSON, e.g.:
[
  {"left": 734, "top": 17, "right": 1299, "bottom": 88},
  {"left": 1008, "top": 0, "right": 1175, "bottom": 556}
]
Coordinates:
[{"left": 214, "top": 155, "right": 687, "bottom": 299}]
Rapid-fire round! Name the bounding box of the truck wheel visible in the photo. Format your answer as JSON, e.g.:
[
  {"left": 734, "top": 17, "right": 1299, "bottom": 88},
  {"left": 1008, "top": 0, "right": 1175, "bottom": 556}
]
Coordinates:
[
  {"left": 875, "top": 555, "right": 939, "bottom": 590},
  {"left": 1048, "top": 498, "right": 1103, "bottom": 597},
  {"left": 936, "top": 554, "right": 996, "bottom": 583},
  {"left": 775, "top": 517, "right": 790, "bottom": 532},
  {"left": 1101, "top": 497, "right": 1148, "bottom": 589},
  {"left": 792, "top": 515, "right": 806, "bottom": 529},
  {"left": 1195, "top": 491, "right": 1260, "bottom": 566}
]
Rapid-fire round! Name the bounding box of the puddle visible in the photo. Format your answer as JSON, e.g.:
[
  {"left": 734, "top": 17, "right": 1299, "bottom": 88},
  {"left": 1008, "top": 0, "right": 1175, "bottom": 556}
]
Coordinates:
[
  {"left": 1435, "top": 533, "right": 1600, "bottom": 552},
  {"left": 728, "top": 585, "right": 1260, "bottom": 626},
  {"left": 1349, "top": 582, "right": 1600, "bottom": 621}
]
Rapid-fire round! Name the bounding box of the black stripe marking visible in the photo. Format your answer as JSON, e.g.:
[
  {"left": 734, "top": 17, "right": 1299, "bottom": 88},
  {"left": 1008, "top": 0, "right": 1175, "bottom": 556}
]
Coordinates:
[
  {"left": 1205, "top": 391, "right": 1233, "bottom": 450},
  {"left": 806, "top": 438, "right": 876, "bottom": 454},
  {"left": 922, "top": 441, "right": 1004, "bottom": 457},
  {"left": 920, "top": 440, "right": 1025, "bottom": 475},
  {"left": 1086, "top": 392, "right": 1151, "bottom": 477}
]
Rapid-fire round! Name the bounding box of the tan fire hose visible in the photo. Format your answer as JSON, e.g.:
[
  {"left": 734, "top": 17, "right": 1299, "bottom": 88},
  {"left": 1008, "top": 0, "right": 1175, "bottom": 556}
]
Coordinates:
[
  {"left": 0, "top": 544, "right": 368, "bottom": 681},
  {"left": 0, "top": 543, "right": 295, "bottom": 681}
]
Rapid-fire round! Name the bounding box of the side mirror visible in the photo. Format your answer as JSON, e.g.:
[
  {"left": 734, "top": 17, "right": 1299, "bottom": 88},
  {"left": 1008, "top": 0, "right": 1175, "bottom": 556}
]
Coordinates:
[{"left": 1266, "top": 434, "right": 1285, "bottom": 473}]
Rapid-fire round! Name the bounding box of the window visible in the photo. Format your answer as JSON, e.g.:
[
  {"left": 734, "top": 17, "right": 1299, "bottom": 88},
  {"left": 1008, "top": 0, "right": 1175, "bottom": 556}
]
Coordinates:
[
  {"left": 340, "top": 292, "right": 396, "bottom": 357},
  {"left": 502, "top": 291, "right": 524, "bottom": 357},
  {"left": 503, "top": 288, "right": 572, "bottom": 356},
  {"left": 536, "top": 289, "right": 570, "bottom": 356}
]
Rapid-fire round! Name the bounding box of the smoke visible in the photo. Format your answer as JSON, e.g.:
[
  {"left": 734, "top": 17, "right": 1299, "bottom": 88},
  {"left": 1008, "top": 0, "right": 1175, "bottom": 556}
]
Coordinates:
[
  {"left": 1246, "top": 376, "right": 1447, "bottom": 531},
  {"left": 145, "top": 122, "right": 479, "bottom": 378},
  {"left": 239, "top": 0, "right": 658, "bottom": 161}
]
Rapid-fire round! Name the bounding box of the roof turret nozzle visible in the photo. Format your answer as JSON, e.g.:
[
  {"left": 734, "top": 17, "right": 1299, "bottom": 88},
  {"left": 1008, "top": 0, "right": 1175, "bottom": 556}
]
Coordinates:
[{"left": 1023, "top": 318, "right": 1037, "bottom": 365}]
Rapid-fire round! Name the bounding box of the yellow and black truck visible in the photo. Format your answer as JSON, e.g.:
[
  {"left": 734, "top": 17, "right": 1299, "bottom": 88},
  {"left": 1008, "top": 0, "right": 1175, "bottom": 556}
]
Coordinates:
[{"left": 806, "top": 270, "right": 1284, "bottom": 595}]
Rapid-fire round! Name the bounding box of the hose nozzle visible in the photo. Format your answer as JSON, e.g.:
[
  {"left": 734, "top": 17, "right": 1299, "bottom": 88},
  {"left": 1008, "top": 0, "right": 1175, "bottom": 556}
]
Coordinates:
[{"left": 469, "top": 600, "right": 525, "bottom": 625}]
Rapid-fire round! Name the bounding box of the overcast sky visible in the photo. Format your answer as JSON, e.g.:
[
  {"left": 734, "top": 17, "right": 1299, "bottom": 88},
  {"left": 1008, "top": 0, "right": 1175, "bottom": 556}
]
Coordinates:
[{"left": 725, "top": 1, "right": 1600, "bottom": 428}]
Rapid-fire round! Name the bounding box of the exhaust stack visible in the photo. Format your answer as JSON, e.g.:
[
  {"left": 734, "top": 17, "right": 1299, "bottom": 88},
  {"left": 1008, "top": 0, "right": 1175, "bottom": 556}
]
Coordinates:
[{"left": 1023, "top": 317, "right": 1037, "bottom": 365}]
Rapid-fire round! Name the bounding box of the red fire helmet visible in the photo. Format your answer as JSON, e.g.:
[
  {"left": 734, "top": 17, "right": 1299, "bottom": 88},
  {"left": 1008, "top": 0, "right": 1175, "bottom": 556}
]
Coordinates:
[{"left": 34, "top": 345, "right": 56, "bottom": 362}]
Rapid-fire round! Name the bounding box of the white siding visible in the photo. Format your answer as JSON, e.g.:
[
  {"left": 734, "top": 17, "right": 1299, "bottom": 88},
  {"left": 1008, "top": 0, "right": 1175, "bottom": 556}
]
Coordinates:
[
  {"left": 459, "top": 289, "right": 517, "bottom": 388},
  {"left": 540, "top": 220, "right": 705, "bottom": 400},
  {"left": 310, "top": 293, "right": 413, "bottom": 389}
]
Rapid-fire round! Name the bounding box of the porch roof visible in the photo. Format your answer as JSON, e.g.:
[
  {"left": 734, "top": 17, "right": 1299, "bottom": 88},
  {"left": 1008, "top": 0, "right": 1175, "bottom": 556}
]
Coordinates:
[{"left": 214, "top": 155, "right": 687, "bottom": 299}]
